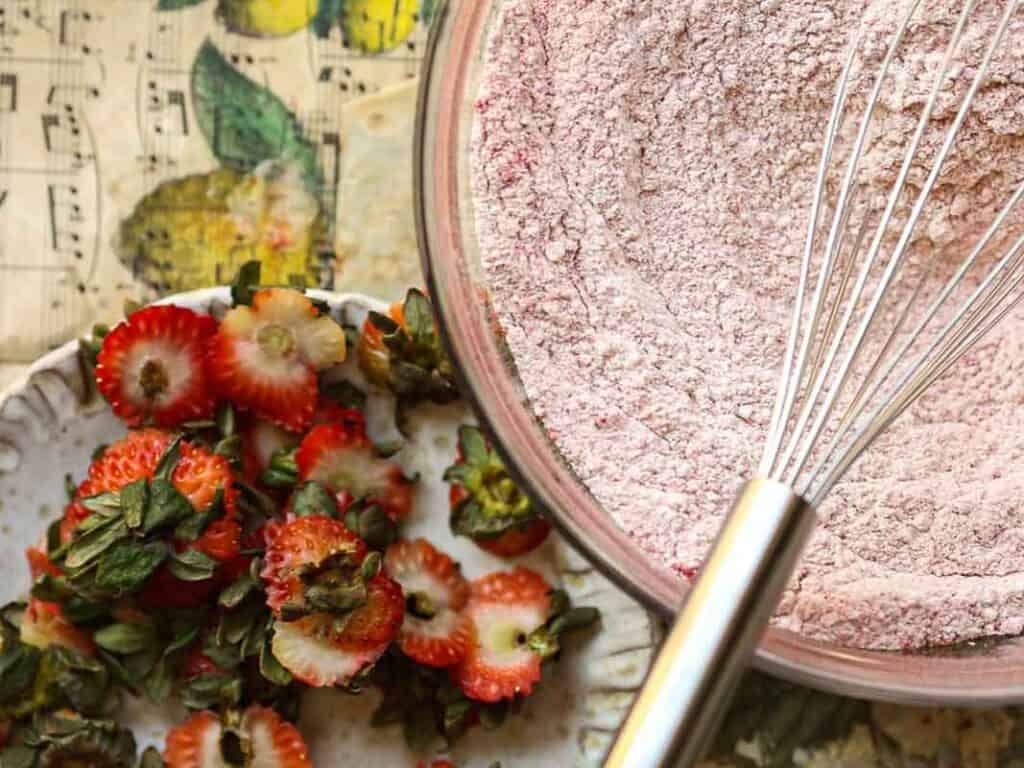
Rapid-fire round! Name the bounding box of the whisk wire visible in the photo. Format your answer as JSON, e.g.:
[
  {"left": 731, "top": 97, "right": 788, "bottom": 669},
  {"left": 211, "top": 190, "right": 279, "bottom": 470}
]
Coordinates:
[
  {"left": 760, "top": 3, "right": 921, "bottom": 479},
  {"left": 803, "top": 176, "right": 1024, "bottom": 494},
  {"left": 764, "top": 0, "right": 1023, "bottom": 497},
  {"left": 777, "top": 0, "right": 983, "bottom": 488},
  {"left": 811, "top": 231, "right": 1024, "bottom": 503}
]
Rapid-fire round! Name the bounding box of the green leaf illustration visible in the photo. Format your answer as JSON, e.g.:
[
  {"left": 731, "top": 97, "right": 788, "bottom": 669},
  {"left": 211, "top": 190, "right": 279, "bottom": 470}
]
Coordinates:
[
  {"left": 311, "top": 0, "right": 344, "bottom": 37},
  {"left": 191, "top": 40, "right": 317, "bottom": 186}
]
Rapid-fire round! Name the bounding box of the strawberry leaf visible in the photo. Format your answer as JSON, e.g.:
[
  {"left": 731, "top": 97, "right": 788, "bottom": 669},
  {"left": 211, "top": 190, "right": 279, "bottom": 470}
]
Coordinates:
[
  {"left": 457, "top": 425, "right": 490, "bottom": 466},
  {"left": 46, "top": 646, "right": 111, "bottom": 716},
  {"left": 344, "top": 505, "right": 397, "bottom": 550},
  {"left": 143, "top": 656, "right": 173, "bottom": 702},
  {"left": 219, "top": 566, "right": 261, "bottom": 610},
  {"left": 79, "top": 491, "right": 123, "bottom": 515},
  {"left": 0, "top": 639, "right": 40, "bottom": 706},
  {"left": 182, "top": 672, "right": 243, "bottom": 711},
  {"left": 191, "top": 41, "right": 317, "bottom": 186},
  {"left": 65, "top": 519, "right": 129, "bottom": 570},
  {"left": 320, "top": 379, "right": 367, "bottom": 411},
  {"left": 94, "top": 623, "right": 157, "bottom": 655},
  {"left": 174, "top": 487, "right": 224, "bottom": 541},
  {"left": 402, "top": 289, "right": 435, "bottom": 346},
  {"left": 120, "top": 479, "right": 149, "bottom": 531},
  {"left": 289, "top": 481, "right": 337, "bottom": 519},
  {"left": 143, "top": 480, "right": 193, "bottom": 533},
  {"left": 167, "top": 549, "right": 218, "bottom": 582},
  {"left": 262, "top": 447, "right": 298, "bottom": 488},
  {"left": 95, "top": 541, "right": 167, "bottom": 595},
  {"left": 259, "top": 634, "right": 292, "bottom": 686},
  {"left": 153, "top": 436, "right": 183, "bottom": 482}
]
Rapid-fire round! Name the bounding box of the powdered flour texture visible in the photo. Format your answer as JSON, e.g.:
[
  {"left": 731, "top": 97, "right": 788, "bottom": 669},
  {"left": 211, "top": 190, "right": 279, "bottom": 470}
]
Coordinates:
[{"left": 472, "top": 0, "right": 1024, "bottom": 649}]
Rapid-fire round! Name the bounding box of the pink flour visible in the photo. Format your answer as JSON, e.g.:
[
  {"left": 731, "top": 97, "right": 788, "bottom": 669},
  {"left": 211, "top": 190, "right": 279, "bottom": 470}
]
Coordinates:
[{"left": 472, "top": 0, "right": 1024, "bottom": 650}]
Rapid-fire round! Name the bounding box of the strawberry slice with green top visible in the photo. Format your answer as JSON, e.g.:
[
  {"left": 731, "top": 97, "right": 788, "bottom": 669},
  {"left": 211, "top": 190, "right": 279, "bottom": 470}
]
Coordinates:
[
  {"left": 261, "top": 516, "right": 403, "bottom": 686},
  {"left": 20, "top": 598, "right": 94, "bottom": 656},
  {"left": 163, "top": 705, "right": 312, "bottom": 768},
  {"left": 53, "top": 431, "right": 241, "bottom": 608},
  {"left": 95, "top": 304, "right": 218, "bottom": 427},
  {"left": 296, "top": 422, "right": 413, "bottom": 521},
  {"left": 453, "top": 568, "right": 600, "bottom": 703},
  {"left": 260, "top": 515, "right": 368, "bottom": 616},
  {"left": 384, "top": 538, "right": 472, "bottom": 667},
  {"left": 357, "top": 288, "right": 458, "bottom": 404},
  {"left": 208, "top": 287, "right": 347, "bottom": 432},
  {"left": 270, "top": 573, "right": 403, "bottom": 687},
  {"left": 453, "top": 568, "right": 550, "bottom": 702},
  {"left": 445, "top": 425, "right": 550, "bottom": 557}
]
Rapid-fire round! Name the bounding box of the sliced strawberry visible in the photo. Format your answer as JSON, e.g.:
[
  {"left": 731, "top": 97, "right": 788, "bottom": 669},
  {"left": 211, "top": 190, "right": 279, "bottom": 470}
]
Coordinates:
[
  {"left": 172, "top": 440, "right": 240, "bottom": 517},
  {"left": 242, "top": 705, "right": 312, "bottom": 768},
  {"left": 208, "top": 288, "right": 346, "bottom": 431},
  {"left": 474, "top": 519, "right": 553, "bottom": 558},
  {"left": 263, "top": 517, "right": 401, "bottom": 687},
  {"left": 453, "top": 568, "right": 552, "bottom": 702},
  {"left": 26, "top": 541, "right": 61, "bottom": 580},
  {"left": 164, "top": 705, "right": 311, "bottom": 768},
  {"left": 194, "top": 517, "right": 242, "bottom": 563},
  {"left": 95, "top": 304, "right": 218, "bottom": 427},
  {"left": 384, "top": 539, "right": 472, "bottom": 667},
  {"left": 20, "top": 598, "right": 94, "bottom": 656},
  {"left": 416, "top": 762, "right": 457, "bottom": 768},
  {"left": 261, "top": 516, "right": 367, "bottom": 616},
  {"left": 59, "top": 499, "right": 90, "bottom": 546},
  {"left": 270, "top": 618, "right": 387, "bottom": 688},
  {"left": 163, "top": 709, "right": 219, "bottom": 768},
  {"left": 67, "top": 429, "right": 238, "bottom": 530},
  {"left": 84, "top": 428, "right": 174, "bottom": 494},
  {"left": 332, "top": 573, "right": 404, "bottom": 652},
  {"left": 357, "top": 300, "right": 404, "bottom": 389},
  {"left": 296, "top": 423, "right": 413, "bottom": 521},
  {"left": 240, "top": 418, "right": 299, "bottom": 483},
  {"left": 446, "top": 426, "right": 549, "bottom": 557}
]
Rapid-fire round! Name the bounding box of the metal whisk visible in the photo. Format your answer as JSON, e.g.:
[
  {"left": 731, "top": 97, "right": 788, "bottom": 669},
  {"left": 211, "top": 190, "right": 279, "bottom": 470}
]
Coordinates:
[{"left": 607, "top": 0, "right": 1024, "bottom": 764}]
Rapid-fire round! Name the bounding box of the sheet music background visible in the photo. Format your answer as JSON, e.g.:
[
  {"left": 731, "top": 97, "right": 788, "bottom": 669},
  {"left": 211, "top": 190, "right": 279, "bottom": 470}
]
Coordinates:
[{"left": 0, "top": 0, "right": 428, "bottom": 387}]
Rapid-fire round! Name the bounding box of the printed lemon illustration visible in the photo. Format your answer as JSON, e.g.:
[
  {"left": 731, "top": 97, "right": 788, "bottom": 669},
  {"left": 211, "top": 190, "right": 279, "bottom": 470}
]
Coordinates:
[
  {"left": 218, "top": 0, "right": 320, "bottom": 37},
  {"left": 343, "top": 0, "right": 418, "bottom": 53},
  {"left": 119, "top": 161, "right": 325, "bottom": 294}
]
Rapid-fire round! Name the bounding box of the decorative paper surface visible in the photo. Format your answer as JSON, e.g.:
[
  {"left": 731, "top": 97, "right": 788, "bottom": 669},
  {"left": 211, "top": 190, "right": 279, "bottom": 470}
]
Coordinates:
[{"left": 0, "top": 0, "right": 428, "bottom": 378}]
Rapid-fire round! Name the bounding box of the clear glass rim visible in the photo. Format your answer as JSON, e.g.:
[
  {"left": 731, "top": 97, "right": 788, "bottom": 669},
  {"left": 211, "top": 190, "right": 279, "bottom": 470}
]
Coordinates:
[{"left": 413, "top": 0, "right": 1024, "bottom": 705}]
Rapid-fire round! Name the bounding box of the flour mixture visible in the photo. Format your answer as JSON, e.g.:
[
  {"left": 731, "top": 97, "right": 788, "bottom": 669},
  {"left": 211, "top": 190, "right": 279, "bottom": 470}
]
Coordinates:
[{"left": 472, "top": 0, "right": 1024, "bottom": 649}]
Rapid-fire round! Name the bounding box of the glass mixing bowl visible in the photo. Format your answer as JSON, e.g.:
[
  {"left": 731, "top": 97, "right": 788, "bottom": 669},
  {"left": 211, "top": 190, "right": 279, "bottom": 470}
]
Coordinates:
[{"left": 413, "top": 0, "right": 1024, "bottom": 704}]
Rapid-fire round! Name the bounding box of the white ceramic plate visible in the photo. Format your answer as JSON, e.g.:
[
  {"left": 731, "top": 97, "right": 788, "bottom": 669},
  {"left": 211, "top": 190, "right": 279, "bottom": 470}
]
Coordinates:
[{"left": 0, "top": 287, "right": 656, "bottom": 767}]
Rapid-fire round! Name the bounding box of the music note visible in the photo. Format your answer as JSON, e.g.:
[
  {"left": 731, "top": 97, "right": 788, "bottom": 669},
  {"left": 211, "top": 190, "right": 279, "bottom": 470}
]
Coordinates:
[
  {"left": 321, "top": 132, "right": 342, "bottom": 188},
  {"left": 167, "top": 90, "right": 189, "bottom": 135},
  {"left": 41, "top": 114, "right": 60, "bottom": 152},
  {"left": 47, "top": 184, "right": 82, "bottom": 252},
  {"left": 0, "top": 73, "right": 15, "bottom": 111},
  {"left": 58, "top": 9, "right": 94, "bottom": 47}
]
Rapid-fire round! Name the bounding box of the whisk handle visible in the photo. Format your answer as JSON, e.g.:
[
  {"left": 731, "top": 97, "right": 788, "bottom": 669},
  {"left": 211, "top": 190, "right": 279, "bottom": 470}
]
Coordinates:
[{"left": 605, "top": 478, "right": 814, "bottom": 768}]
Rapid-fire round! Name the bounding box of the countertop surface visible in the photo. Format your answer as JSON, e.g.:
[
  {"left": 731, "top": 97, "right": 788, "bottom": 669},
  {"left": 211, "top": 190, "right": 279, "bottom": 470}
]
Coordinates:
[{"left": 0, "top": 2, "right": 1020, "bottom": 765}]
